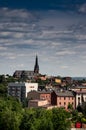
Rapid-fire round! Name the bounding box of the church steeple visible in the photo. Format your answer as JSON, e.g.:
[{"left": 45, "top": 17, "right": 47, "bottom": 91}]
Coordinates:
[{"left": 34, "top": 55, "right": 39, "bottom": 74}]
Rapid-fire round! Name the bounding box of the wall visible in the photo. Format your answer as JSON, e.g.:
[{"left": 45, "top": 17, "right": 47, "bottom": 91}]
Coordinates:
[
  {"left": 28, "top": 99, "right": 48, "bottom": 108},
  {"left": 57, "top": 96, "right": 75, "bottom": 109},
  {"left": 40, "top": 93, "right": 51, "bottom": 104},
  {"left": 27, "top": 91, "right": 40, "bottom": 100},
  {"left": 25, "top": 83, "right": 38, "bottom": 97}
]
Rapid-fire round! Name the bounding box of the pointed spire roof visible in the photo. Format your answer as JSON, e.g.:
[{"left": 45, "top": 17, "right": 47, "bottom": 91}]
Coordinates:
[{"left": 34, "top": 55, "right": 39, "bottom": 73}]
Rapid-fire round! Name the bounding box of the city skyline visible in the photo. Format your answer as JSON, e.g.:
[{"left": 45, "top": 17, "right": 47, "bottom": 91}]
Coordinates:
[{"left": 0, "top": 0, "right": 86, "bottom": 77}]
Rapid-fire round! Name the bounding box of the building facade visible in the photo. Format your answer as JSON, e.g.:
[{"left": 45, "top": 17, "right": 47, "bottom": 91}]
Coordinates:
[
  {"left": 27, "top": 90, "right": 52, "bottom": 104},
  {"left": 28, "top": 99, "right": 48, "bottom": 108},
  {"left": 74, "top": 90, "right": 86, "bottom": 108},
  {"left": 28, "top": 90, "right": 75, "bottom": 109},
  {"left": 8, "top": 82, "right": 38, "bottom": 102},
  {"left": 70, "top": 86, "right": 86, "bottom": 108},
  {"left": 51, "top": 90, "right": 75, "bottom": 109}
]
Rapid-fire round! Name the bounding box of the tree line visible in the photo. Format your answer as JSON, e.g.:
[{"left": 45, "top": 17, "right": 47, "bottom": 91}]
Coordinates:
[{"left": 0, "top": 96, "right": 71, "bottom": 130}]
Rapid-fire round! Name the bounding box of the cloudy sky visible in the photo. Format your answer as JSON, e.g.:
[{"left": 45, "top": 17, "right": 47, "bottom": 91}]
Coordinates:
[{"left": 0, "top": 0, "right": 86, "bottom": 77}]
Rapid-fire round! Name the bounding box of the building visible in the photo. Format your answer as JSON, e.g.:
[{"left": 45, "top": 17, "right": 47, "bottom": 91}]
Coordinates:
[
  {"left": 13, "top": 70, "right": 35, "bottom": 79},
  {"left": 13, "top": 55, "right": 39, "bottom": 79},
  {"left": 28, "top": 90, "right": 75, "bottom": 109},
  {"left": 28, "top": 99, "right": 57, "bottom": 109},
  {"left": 70, "top": 86, "right": 86, "bottom": 108},
  {"left": 28, "top": 99, "right": 48, "bottom": 108},
  {"left": 72, "top": 89, "right": 86, "bottom": 108},
  {"left": 27, "top": 90, "right": 52, "bottom": 104},
  {"left": 8, "top": 82, "right": 38, "bottom": 102},
  {"left": 51, "top": 90, "right": 75, "bottom": 109}
]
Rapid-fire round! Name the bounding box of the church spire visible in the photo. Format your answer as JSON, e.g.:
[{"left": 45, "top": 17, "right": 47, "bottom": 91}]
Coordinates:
[{"left": 34, "top": 55, "right": 39, "bottom": 74}]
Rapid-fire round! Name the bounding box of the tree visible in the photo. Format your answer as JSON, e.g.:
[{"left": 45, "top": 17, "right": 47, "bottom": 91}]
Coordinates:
[
  {"left": 68, "top": 103, "right": 73, "bottom": 110},
  {"left": 52, "top": 108, "right": 71, "bottom": 130},
  {"left": 77, "top": 102, "right": 86, "bottom": 117},
  {"left": 35, "top": 108, "right": 54, "bottom": 130},
  {"left": 0, "top": 97, "right": 23, "bottom": 130},
  {"left": 20, "top": 108, "right": 36, "bottom": 130},
  {"left": 0, "top": 109, "right": 22, "bottom": 130},
  {"left": 0, "top": 84, "right": 7, "bottom": 97}
]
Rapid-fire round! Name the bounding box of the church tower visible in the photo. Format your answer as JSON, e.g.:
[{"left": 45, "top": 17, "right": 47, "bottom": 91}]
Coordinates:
[{"left": 34, "top": 55, "right": 39, "bottom": 74}]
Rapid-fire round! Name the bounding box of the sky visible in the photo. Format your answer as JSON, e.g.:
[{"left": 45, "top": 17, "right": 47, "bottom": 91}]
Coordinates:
[{"left": 0, "top": 0, "right": 86, "bottom": 77}]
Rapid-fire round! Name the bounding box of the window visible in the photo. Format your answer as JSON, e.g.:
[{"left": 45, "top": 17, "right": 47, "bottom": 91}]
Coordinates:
[
  {"left": 78, "top": 97, "right": 80, "bottom": 100},
  {"left": 59, "top": 97, "right": 61, "bottom": 100},
  {"left": 59, "top": 102, "right": 61, "bottom": 105},
  {"left": 64, "top": 97, "right": 66, "bottom": 100},
  {"left": 64, "top": 102, "right": 66, "bottom": 105},
  {"left": 78, "top": 97, "right": 80, "bottom": 105},
  {"left": 69, "top": 97, "right": 70, "bottom": 100}
]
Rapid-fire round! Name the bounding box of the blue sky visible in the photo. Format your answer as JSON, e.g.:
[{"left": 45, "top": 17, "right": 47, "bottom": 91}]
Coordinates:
[{"left": 0, "top": 0, "right": 86, "bottom": 77}]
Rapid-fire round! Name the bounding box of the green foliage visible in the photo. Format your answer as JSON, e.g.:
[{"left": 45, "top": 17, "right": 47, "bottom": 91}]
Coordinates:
[
  {"left": 0, "top": 84, "right": 7, "bottom": 97},
  {"left": 0, "top": 74, "right": 18, "bottom": 98},
  {"left": 52, "top": 108, "right": 71, "bottom": 130},
  {"left": 68, "top": 103, "right": 73, "bottom": 110},
  {"left": 71, "top": 110, "right": 83, "bottom": 123},
  {"left": 0, "top": 109, "right": 22, "bottom": 130},
  {"left": 20, "top": 108, "right": 37, "bottom": 130},
  {"left": 0, "top": 96, "right": 72, "bottom": 130},
  {"left": 20, "top": 108, "right": 71, "bottom": 130},
  {"left": 81, "top": 117, "right": 86, "bottom": 123},
  {"left": 0, "top": 97, "right": 23, "bottom": 130},
  {"left": 81, "top": 103, "right": 86, "bottom": 117}
]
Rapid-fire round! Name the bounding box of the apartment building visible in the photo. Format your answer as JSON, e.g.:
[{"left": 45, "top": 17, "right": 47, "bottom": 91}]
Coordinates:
[
  {"left": 51, "top": 90, "right": 75, "bottom": 109},
  {"left": 27, "top": 87, "right": 86, "bottom": 109},
  {"left": 28, "top": 90, "right": 75, "bottom": 109},
  {"left": 70, "top": 86, "right": 86, "bottom": 108},
  {"left": 8, "top": 82, "right": 38, "bottom": 102}
]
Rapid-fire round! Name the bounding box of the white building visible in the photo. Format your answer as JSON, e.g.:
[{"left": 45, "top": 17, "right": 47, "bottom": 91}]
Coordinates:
[
  {"left": 75, "top": 90, "right": 86, "bottom": 108},
  {"left": 8, "top": 82, "right": 38, "bottom": 102}
]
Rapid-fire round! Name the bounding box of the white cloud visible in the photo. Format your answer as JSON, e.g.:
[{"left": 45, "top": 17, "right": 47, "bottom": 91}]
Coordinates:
[
  {"left": 0, "top": 46, "right": 7, "bottom": 50},
  {"left": 56, "top": 50, "right": 76, "bottom": 56},
  {"left": 13, "top": 33, "right": 24, "bottom": 38},
  {"left": 0, "top": 8, "right": 86, "bottom": 76},
  {"left": 78, "top": 3, "right": 86, "bottom": 13},
  {"left": 60, "top": 65, "right": 69, "bottom": 69},
  {"left": 0, "top": 31, "right": 11, "bottom": 36},
  {"left": 75, "top": 34, "right": 86, "bottom": 40}
]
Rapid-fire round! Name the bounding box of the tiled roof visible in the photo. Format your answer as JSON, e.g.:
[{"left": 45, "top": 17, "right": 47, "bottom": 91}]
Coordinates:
[
  {"left": 74, "top": 90, "right": 86, "bottom": 94},
  {"left": 55, "top": 90, "right": 74, "bottom": 97},
  {"left": 38, "top": 90, "right": 52, "bottom": 94}
]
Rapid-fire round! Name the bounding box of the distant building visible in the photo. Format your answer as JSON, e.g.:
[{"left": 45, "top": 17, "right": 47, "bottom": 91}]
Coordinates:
[
  {"left": 62, "top": 77, "right": 72, "bottom": 84},
  {"left": 55, "top": 78, "right": 61, "bottom": 84},
  {"left": 28, "top": 90, "right": 75, "bottom": 109},
  {"left": 28, "top": 99, "right": 57, "bottom": 109},
  {"left": 28, "top": 99, "right": 48, "bottom": 108},
  {"left": 8, "top": 82, "right": 38, "bottom": 102},
  {"left": 27, "top": 90, "right": 52, "bottom": 104},
  {"left": 71, "top": 87, "right": 86, "bottom": 108},
  {"left": 13, "top": 55, "right": 39, "bottom": 79},
  {"left": 51, "top": 90, "right": 75, "bottom": 109},
  {"left": 13, "top": 70, "right": 35, "bottom": 79}
]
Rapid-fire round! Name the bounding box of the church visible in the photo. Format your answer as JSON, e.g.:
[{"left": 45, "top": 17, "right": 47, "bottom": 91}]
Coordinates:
[{"left": 13, "top": 55, "right": 39, "bottom": 79}]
